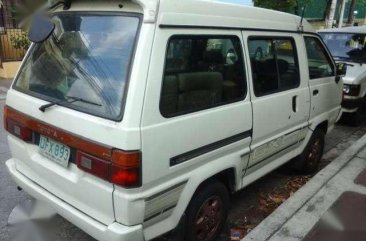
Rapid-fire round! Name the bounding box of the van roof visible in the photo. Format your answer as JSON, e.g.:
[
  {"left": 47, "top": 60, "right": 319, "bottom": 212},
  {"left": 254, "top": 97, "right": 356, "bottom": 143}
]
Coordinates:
[
  {"left": 318, "top": 26, "right": 366, "bottom": 34},
  {"left": 62, "top": 0, "right": 314, "bottom": 33},
  {"left": 158, "top": 0, "right": 314, "bottom": 33}
]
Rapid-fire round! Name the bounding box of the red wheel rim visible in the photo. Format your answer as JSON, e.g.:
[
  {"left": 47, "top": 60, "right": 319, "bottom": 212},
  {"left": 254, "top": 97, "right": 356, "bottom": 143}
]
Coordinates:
[{"left": 192, "top": 196, "right": 223, "bottom": 241}]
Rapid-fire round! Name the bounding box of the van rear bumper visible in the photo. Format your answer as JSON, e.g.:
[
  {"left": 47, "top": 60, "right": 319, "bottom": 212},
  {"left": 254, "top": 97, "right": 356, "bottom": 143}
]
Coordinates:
[{"left": 6, "top": 158, "right": 144, "bottom": 241}]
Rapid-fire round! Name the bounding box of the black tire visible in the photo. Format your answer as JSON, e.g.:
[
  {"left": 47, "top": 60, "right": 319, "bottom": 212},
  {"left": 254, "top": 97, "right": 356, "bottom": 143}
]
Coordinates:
[
  {"left": 347, "top": 110, "right": 361, "bottom": 127},
  {"left": 184, "top": 180, "right": 229, "bottom": 241},
  {"left": 292, "top": 129, "right": 325, "bottom": 174}
]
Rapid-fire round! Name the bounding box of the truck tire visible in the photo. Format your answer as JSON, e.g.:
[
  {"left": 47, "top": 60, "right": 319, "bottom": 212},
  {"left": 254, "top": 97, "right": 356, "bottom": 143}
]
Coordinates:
[
  {"left": 184, "top": 180, "right": 229, "bottom": 241},
  {"left": 347, "top": 109, "right": 361, "bottom": 127}
]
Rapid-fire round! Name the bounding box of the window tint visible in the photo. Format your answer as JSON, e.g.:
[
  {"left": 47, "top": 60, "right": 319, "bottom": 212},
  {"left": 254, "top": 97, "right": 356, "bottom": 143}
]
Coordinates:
[
  {"left": 248, "top": 38, "right": 300, "bottom": 97},
  {"left": 14, "top": 14, "right": 140, "bottom": 120},
  {"left": 160, "top": 36, "right": 246, "bottom": 117},
  {"left": 304, "top": 36, "right": 335, "bottom": 79}
]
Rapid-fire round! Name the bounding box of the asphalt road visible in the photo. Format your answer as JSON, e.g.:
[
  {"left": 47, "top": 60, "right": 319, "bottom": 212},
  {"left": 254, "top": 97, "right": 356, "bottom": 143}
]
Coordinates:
[{"left": 0, "top": 89, "right": 365, "bottom": 241}]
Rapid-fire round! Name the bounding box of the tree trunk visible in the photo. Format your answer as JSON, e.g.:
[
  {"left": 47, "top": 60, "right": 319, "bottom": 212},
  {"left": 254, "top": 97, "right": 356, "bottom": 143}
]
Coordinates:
[
  {"left": 338, "top": 0, "right": 346, "bottom": 28},
  {"left": 326, "top": 0, "right": 338, "bottom": 28},
  {"left": 324, "top": 0, "right": 332, "bottom": 20},
  {"left": 348, "top": 0, "right": 356, "bottom": 24}
]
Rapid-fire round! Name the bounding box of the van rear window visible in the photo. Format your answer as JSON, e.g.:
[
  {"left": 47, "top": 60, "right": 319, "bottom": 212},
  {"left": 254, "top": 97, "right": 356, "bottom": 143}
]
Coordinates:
[{"left": 14, "top": 14, "right": 140, "bottom": 120}]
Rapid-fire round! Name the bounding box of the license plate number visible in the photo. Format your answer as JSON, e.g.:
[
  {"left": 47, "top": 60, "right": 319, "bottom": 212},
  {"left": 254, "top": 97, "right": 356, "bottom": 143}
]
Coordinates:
[{"left": 39, "top": 136, "right": 70, "bottom": 167}]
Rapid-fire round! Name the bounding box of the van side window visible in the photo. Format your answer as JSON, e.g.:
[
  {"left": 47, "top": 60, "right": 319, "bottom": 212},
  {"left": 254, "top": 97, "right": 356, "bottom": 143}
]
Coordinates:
[
  {"left": 304, "top": 36, "right": 335, "bottom": 79},
  {"left": 160, "top": 36, "right": 247, "bottom": 117},
  {"left": 248, "top": 38, "right": 300, "bottom": 97}
]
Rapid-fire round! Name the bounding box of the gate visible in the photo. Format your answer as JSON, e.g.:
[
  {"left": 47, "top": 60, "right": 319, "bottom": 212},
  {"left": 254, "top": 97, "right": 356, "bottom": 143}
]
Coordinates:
[{"left": 0, "top": 0, "right": 27, "bottom": 66}]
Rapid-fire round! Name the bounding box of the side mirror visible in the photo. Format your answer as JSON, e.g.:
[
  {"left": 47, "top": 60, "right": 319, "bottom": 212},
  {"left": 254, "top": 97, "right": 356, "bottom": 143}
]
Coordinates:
[
  {"left": 336, "top": 63, "right": 347, "bottom": 76},
  {"left": 28, "top": 15, "right": 55, "bottom": 43}
]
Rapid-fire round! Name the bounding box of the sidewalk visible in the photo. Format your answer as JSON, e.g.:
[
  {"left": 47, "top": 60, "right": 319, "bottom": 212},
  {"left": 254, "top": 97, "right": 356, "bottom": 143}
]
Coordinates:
[
  {"left": 243, "top": 134, "right": 366, "bottom": 241},
  {"left": 0, "top": 78, "right": 12, "bottom": 100}
]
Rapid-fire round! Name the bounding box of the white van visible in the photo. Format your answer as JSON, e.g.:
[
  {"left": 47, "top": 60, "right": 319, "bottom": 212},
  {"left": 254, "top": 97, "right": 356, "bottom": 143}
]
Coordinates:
[
  {"left": 319, "top": 26, "right": 366, "bottom": 125},
  {"left": 5, "top": 1, "right": 344, "bottom": 241}
]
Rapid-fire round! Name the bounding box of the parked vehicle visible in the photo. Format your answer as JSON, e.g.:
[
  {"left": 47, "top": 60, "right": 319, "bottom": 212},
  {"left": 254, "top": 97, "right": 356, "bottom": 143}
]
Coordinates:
[
  {"left": 319, "top": 26, "right": 366, "bottom": 125},
  {"left": 4, "top": 1, "right": 344, "bottom": 241}
]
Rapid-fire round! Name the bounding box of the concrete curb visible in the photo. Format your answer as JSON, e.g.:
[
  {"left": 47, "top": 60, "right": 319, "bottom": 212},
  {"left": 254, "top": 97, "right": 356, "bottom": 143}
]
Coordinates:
[{"left": 242, "top": 134, "right": 366, "bottom": 241}]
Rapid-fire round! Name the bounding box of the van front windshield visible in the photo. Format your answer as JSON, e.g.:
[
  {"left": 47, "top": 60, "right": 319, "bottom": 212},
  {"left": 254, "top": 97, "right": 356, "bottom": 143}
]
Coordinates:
[
  {"left": 320, "top": 32, "right": 366, "bottom": 63},
  {"left": 14, "top": 14, "right": 140, "bottom": 120}
]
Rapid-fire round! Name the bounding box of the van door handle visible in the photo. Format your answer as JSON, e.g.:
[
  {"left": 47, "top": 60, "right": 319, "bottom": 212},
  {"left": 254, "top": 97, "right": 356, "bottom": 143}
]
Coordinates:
[
  {"left": 292, "top": 95, "right": 298, "bottom": 113},
  {"left": 313, "top": 90, "right": 319, "bottom": 96}
]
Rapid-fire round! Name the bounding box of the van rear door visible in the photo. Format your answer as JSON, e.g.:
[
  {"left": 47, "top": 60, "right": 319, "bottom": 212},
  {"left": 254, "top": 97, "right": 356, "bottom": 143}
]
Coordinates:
[{"left": 5, "top": 12, "right": 141, "bottom": 225}]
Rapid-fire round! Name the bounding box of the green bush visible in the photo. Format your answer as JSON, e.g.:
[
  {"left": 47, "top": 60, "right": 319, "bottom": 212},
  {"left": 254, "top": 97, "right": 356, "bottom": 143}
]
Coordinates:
[{"left": 10, "top": 32, "right": 30, "bottom": 51}]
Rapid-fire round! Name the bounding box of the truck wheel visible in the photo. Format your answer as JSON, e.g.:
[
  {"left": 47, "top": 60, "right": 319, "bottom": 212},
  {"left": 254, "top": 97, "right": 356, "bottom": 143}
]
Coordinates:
[
  {"left": 293, "top": 129, "right": 325, "bottom": 174},
  {"left": 184, "top": 181, "right": 229, "bottom": 241},
  {"left": 347, "top": 110, "right": 361, "bottom": 127}
]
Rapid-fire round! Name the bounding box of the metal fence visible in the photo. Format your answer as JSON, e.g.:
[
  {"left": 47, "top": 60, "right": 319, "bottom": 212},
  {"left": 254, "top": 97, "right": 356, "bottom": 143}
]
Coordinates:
[{"left": 0, "top": 0, "right": 27, "bottom": 64}]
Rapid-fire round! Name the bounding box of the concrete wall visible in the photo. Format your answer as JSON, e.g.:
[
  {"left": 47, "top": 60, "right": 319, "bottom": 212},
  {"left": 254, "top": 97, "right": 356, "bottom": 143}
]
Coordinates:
[{"left": 0, "top": 61, "right": 20, "bottom": 79}]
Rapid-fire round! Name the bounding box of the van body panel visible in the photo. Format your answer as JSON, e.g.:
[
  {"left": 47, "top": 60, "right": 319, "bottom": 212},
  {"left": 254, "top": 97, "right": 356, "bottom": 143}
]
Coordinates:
[
  {"left": 56, "top": 1, "right": 144, "bottom": 14},
  {"left": 138, "top": 28, "right": 252, "bottom": 235},
  {"left": 242, "top": 32, "right": 311, "bottom": 169},
  {"left": 5, "top": 3, "right": 147, "bottom": 225},
  {"left": 142, "top": 146, "right": 250, "bottom": 240},
  {"left": 6, "top": 159, "right": 144, "bottom": 241},
  {"left": 141, "top": 27, "right": 252, "bottom": 182},
  {"left": 112, "top": 22, "right": 157, "bottom": 225},
  {"left": 4, "top": 1, "right": 342, "bottom": 240},
  {"left": 158, "top": 0, "right": 313, "bottom": 33},
  {"left": 242, "top": 127, "right": 312, "bottom": 188},
  {"left": 8, "top": 135, "right": 115, "bottom": 224}
]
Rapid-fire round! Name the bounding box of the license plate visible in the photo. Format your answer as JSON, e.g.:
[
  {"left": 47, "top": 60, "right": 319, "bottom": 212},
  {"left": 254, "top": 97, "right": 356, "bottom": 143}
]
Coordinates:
[{"left": 39, "top": 136, "right": 71, "bottom": 167}]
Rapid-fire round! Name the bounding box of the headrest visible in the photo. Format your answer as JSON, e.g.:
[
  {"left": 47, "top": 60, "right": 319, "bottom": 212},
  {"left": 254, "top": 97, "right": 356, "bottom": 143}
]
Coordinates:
[
  {"left": 162, "top": 75, "right": 178, "bottom": 94},
  {"left": 203, "top": 50, "right": 224, "bottom": 64},
  {"left": 178, "top": 72, "right": 223, "bottom": 92},
  {"left": 260, "top": 59, "right": 289, "bottom": 75}
]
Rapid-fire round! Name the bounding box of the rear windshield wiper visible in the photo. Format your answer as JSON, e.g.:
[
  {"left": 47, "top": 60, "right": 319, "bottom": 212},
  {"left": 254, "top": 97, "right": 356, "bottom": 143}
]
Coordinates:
[{"left": 39, "top": 96, "right": 102, "bottom": 112}]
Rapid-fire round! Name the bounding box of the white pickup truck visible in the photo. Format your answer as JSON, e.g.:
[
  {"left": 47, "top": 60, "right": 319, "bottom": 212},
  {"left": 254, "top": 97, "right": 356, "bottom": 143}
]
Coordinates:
[{"left": 319, "top": 26, "right": 366, "bottom": 125}]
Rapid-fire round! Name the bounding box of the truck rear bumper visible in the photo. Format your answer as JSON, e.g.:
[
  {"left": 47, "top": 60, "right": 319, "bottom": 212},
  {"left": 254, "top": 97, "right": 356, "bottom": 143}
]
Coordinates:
[{"left": 6, "top": 158, "right": 144, "bottom": 241}]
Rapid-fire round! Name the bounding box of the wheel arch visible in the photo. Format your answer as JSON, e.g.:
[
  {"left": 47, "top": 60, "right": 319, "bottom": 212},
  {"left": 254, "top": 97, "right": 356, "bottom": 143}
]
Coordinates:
[
  {"left": 315, "top": 120, "right": 328, "bottom": 134},
  {"left": 197, "top": 167, "right": 237, "bottom": 194}
]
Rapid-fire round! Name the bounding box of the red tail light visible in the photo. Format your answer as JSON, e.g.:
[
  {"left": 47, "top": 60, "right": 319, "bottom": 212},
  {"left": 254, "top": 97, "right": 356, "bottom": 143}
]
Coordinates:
[
  {"left": 4, "top": 106, "right": 33, "bottom": 142},
  {"left": 3, "top": 105, "right": 8, "bottom": 130},
  {"left": 76, "top": 150, "right": 141, "bottom": 188},
  {"left": 5, "top": 105, "right": 142, "bottom": 188},
  {"left": 76, "top": 151, "right": 110, "bottom": 180},
  {"left": 111, "top": 150, "right": 141, "bottom": 187}
]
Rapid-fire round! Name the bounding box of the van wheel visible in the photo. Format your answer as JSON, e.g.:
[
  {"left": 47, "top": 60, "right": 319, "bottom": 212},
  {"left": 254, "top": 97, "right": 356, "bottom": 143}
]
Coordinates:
[
  {"left": 294, "top": 129, "right": 325, "bottom": 174},
  {"left": 184, "top": 181, "right": 229, "bottom": 241}
]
